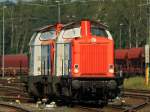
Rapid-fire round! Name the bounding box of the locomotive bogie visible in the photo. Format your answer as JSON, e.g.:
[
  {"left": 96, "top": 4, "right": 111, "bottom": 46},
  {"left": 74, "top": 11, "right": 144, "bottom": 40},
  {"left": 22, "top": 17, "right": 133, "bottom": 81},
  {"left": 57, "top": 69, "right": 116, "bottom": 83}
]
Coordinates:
[{"left": 49, "top": 76, "right": 123, "bottom": 106}]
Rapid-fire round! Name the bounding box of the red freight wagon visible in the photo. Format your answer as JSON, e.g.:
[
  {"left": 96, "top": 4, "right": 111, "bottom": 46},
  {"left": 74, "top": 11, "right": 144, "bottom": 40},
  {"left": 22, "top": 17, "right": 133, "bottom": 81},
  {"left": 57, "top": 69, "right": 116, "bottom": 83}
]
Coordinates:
[
  {"left": 115, "top": 49, "right": 128, "bottom": 76},
  {"left": 115, "top": 49, "right": 128, "bottom": 60},
  {"left": 0, "top": 54, "right": 28, "bottom": 76},
  {"left": 128, "top": 47, "right": 144, "bottom": 59},
  {"left": 128, "top": 47, "right": 145, "bottom": 75}
]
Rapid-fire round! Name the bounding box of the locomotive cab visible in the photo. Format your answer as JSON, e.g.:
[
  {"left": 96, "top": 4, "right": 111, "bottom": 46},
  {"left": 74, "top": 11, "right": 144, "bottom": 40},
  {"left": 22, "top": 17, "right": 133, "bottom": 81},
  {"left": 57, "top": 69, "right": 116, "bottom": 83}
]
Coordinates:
[
  {"left": 71, "top": 21, "right": 114, "bottom": 78},
  {"left": 28, "top": 24, "right": 63, "bottom": 100}
]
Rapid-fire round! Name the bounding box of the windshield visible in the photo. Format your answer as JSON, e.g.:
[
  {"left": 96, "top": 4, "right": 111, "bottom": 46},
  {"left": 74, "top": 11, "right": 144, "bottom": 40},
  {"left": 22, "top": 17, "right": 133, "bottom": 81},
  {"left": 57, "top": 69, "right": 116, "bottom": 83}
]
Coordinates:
[
  {"left": 63, "top": 27, "right": 81, "bottom": 38},
  {"left": 29, "top": 33, "right": 37, "bottom": 45},
  {"left": 41, "top": 45, "right": 50, "bottom": 75},
  {"left": 91, "top": 27, "right": 108, "bottom": 37},
  {"left": 40, "top": 29, "right": 56, "bottom": 40}
]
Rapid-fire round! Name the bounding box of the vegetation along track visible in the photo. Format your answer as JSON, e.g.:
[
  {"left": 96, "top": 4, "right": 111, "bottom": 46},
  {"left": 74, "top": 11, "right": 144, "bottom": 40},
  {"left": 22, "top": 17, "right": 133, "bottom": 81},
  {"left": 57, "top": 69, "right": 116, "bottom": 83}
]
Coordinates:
[{"left": 108, "top": 89, "right": 150, "bottom": 112}]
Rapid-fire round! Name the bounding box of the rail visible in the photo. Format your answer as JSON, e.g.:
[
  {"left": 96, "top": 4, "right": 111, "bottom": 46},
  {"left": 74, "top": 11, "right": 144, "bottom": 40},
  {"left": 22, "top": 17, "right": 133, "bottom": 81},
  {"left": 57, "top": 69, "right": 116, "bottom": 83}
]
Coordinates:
[
  {"left": 108, "top": 89, "right": 150, "bottom": 112},
  {"left": 75, "top": 105, "right": 102, "bottom": 112},
  {"left": 0, "top": 101, "right": 32, "bottom": 112}
]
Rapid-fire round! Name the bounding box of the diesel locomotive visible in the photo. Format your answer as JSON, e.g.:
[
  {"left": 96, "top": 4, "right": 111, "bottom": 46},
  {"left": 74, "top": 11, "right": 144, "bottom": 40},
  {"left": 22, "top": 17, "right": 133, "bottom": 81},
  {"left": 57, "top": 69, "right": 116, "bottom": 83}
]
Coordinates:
[{"left": 27, "top": 20, "right": 123, "bottom": 107}]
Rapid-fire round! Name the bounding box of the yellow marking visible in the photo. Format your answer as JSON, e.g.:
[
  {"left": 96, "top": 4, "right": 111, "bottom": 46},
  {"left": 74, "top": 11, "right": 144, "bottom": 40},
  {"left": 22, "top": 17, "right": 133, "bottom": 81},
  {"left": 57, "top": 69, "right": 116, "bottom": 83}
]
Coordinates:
[{"left": 145, "top": 64, "right": 149, "bottom": 86}]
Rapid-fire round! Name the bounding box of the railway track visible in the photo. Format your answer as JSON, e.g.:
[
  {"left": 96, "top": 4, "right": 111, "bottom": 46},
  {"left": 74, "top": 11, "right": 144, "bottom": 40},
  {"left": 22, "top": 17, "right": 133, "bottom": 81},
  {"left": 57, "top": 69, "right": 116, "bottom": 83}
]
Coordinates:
[
  {"left": 0, "top": 77, "right": 33, "bottom": 103},
  {"left": 0, "top": 101, "right": 32, "bottom": 112},
  {"left": 124, "top": 89, "right": 150, "bottom": 101},
  {"left": 124, "top": 89, "right": 150, "bottom": 97},
  {"left": 107, "top": 89, "right": 150, "bottom": 112},
  {"left": 0, "top": 96, "right": 33, "bottom": 102},
  {"left": 74, "top": 105, "right": 102, "bottom": 112},
  {"left": 108, "top": 99, "right": 148, "bottom": 112},
  {"left": 74, "top": 89, "right": 150, "bottom": 112},
  {"left": 1, "top": 77, "right": 150, "bottom": 112}
]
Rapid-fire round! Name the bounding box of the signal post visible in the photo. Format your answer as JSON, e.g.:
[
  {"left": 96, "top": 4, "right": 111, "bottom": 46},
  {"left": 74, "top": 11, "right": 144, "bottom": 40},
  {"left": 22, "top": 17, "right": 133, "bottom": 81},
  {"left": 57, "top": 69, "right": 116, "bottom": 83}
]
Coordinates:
[
  {"left": 145, "top": 0, "right": 150, "bottom": 84},
  {"left": 145, "top": 45, "right": 149, "bottom": 86},
  {"left": 145, "top": 0, "right": 150, "bottom": 86},
  {"left": 137, "top": 0, "right": 150, "bottom": 85}
]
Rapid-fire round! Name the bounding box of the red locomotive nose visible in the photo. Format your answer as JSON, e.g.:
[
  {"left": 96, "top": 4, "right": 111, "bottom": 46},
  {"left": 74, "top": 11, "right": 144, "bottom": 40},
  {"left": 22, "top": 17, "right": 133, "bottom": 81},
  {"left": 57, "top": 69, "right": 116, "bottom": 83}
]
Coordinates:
[{"left": 81, "top": 20, "right": 91, "bottom": 38}]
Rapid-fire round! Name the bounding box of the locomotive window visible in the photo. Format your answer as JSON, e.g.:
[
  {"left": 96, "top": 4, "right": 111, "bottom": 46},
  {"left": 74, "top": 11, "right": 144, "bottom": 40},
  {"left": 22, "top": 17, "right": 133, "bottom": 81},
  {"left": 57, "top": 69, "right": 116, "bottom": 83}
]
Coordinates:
[
  {"left": 91, "top": 27, "right": 108, "bottom": 37},
  {"left": 63, "top": 27, "right": 81, "bottom": 38},
  {"left": 40, "top": 29, "right": 56, "bottom": 40},
  {"left": 29, "top": 33, "right": 37, "bottom": 45},
  {"left": 41, "top": 45, "right": 50, "bottom": 75}
]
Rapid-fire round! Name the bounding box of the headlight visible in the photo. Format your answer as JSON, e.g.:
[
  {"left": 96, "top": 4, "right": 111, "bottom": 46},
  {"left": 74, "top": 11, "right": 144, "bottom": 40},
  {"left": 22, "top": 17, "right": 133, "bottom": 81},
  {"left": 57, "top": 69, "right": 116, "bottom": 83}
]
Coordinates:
[
  {"left": 109, "top": 64, "right": 114, "bottom": 73},
  {"left": 74, "top": 64, "right": 79, "bottom": 73}
]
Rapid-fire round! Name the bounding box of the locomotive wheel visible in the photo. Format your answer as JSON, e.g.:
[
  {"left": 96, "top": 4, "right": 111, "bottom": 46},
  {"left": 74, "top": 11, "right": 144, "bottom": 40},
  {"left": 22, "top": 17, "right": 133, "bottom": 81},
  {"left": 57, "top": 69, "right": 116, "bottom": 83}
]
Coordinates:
[
  {"left": 55, "top": 100, "right": 63, "bottom": 106},
  {"left": 93, "top": 100, "right": 108, "bottom": 108}
]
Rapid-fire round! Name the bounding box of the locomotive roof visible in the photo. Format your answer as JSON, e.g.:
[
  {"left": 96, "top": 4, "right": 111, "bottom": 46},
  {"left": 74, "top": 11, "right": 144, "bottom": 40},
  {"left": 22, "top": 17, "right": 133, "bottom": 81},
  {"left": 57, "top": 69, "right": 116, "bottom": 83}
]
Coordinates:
[
  {"left": 34, "top": 20, "right": 107, "bottom": 32},
  {"left": 35, "top": 24, "right": 55, "bottom": 33},
  {"left": 62, "top": 20, "right": 108, "bottom": 29}
]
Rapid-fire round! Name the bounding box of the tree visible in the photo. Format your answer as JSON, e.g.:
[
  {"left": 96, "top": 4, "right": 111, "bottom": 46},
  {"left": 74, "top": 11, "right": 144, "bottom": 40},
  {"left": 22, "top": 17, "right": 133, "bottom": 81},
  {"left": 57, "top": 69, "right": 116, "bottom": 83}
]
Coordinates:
[{"left": 0, "top": 0, "right": 148, "bottom": 55}]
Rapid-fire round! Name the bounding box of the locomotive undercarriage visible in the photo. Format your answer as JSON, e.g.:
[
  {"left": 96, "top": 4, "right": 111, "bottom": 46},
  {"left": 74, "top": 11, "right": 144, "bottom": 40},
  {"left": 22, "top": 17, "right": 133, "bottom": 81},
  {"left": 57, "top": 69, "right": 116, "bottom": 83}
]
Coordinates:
[
  {"left": 27, "top": 75, "right": 53, "bottom": 101},
  {"left": 56, "top": 77, "right": 123, "bottom": 104},
  {"left": 27, "top": 75, "right": 123, "bottom": 107}
]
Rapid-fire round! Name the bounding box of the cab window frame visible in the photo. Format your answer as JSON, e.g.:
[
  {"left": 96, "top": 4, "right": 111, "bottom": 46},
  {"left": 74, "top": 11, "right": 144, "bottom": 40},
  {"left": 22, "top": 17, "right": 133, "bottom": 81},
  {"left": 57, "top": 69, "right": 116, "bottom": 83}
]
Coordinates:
[
  {"left": 91, "top": 26, "right": 108, "bottom": 37},
  {"left": 39, "top": 28, "right": 56, "bottom": 41}
]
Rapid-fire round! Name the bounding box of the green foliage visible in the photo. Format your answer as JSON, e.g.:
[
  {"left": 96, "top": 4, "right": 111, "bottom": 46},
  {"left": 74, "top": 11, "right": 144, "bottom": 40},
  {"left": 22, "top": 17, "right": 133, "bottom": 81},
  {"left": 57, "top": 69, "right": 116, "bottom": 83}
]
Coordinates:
[
  {"left": 124, "top": 76, "right": 150, "bottom": 90},
  {"left": 0, "top": 0, "right": 148, "bottom": 54}
]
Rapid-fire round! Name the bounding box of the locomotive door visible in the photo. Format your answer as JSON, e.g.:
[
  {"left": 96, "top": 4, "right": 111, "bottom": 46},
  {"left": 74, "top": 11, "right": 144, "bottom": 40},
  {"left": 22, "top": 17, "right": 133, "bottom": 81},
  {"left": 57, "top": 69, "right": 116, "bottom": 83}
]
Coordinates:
[
  {"left": 55, "top": 43, "right": 71, "bottom": 77},
  {"left": 33, "top": 45, "right": 42, "bottom": 76},
  {"left": 41, "top": 45, "right": 51, "bottom": 75},
  {"left": 29, "top": 46, "right": 34, "bottom": 75},
  {"left": 64, "top": 44, "right": 71, "bottom": 76}
]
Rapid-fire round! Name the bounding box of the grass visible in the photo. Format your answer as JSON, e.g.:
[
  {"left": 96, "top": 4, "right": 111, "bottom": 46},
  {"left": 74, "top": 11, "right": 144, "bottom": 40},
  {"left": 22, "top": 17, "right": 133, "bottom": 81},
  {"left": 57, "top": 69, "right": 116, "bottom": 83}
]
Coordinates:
[{"left": 124, "top": 76, "right": 150, "bottom": 90}]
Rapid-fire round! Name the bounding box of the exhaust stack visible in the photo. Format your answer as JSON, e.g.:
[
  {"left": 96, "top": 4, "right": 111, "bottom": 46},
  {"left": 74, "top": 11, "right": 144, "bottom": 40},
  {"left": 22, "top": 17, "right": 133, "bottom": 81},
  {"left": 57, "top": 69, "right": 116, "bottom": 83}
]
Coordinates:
[{"left": 81, "top": 20, "right": 91, "bottom": 38}]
